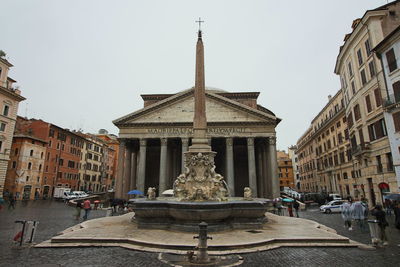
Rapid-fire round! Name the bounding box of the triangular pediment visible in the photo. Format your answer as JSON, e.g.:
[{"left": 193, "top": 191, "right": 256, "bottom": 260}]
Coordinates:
[{"left": 113, "top": 89, "right": 278, "bottom": 126}]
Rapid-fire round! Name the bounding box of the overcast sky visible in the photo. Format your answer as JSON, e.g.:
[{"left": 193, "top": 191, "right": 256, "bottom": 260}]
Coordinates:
[{"left": 1, "top": 0, "right": 392, "bottom": 151}]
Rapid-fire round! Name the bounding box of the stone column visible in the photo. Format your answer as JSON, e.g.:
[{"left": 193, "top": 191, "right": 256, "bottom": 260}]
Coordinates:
[
  {"left": 130, "top": 148, "right": 137, "bottom": 190},
  {"left": 225, "top": 138, "right": 235, "bottom": 197},
  {"left": 261, "top": 140, "right": 269, "bottom": 198},
  {"left": 116, "top": 140, "right": 126, "bottom": 199},
  {"left": 247, "top": 137, "right": 258, "bottom": 197},
  {"left": 137, "top": 139, "right": 147, "bottom": 193},
  {"left": 181, "top": 138, "right": 189, "bottom": 173},
  {"left": 268, "top": 136, "right": 279, "bottom": 199},
  {"left": 256, "top": 142, "right": 264, "bottom": 197},
  {"left": 159, "top": 138, "right": 168, "bottom": 194},
  {"left": 123, "top": 143, "right": 132, "bottom": 197}
]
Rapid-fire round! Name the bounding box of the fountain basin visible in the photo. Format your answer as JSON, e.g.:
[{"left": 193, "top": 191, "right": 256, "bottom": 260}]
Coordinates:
[{"left": 130, "top": 198, "right": 271, "bottom": 232}]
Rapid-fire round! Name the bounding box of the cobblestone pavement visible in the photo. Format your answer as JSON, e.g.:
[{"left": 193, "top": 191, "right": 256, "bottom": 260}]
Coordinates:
[{"left": 0, "top": 201, "right": 399, "bottom": 266}]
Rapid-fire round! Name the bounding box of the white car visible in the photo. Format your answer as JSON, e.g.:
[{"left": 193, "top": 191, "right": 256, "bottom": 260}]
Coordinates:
[
  {"left": 65, "top": 191, "right": 89, "bottom": 200},
  {"left": 320, "top": 200, "right": 346, "bottom": 214}
]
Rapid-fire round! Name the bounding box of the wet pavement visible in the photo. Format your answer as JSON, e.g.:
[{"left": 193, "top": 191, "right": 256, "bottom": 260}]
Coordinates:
[{"left": 0, "top": 200, "right": 399, "bottom": 266}]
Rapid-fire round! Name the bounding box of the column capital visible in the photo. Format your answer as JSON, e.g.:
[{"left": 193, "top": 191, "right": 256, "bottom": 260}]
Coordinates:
[
  {"left": 139, "top": 139, "right": 147, "bottom": 147},
  {"left": 160, "top": 138, "right": 168, "bottom": 146},
  {"left": 226, "top": 137, "right": 233, "bottom": 146},
  {"left": 268, "top": 136, "right": 276, "bottom": 145},
  {"left": 247, "top": 137, "right": 254, "bottom": 146}
]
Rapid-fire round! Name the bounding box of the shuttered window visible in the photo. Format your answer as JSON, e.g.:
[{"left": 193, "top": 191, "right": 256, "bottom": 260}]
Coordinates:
[
  {"left": 386, "top": 48, "right": 397, "bottom": 72},
  {"left": 365, "top": 95, "right": 372, "bottom": 113},
  {"left": 393, "top": 81, "right": 400, "bottom": 102},
  {"left": 354, "top": 104, "right": 361, "bottom": 121},
  {"left": 374, "top": 89, "right": 382, "bottom": 107},
  {"left": 357, "top": 49, "right": 363, "bottom": 66},
  {"left": 347, "top": 112, "right": 354, "bottom": 128},
  {"left": 360, "top": 69, "right": 367, "bottom": 85},
  {"left": 393, "top": 111, "right": 400, "bottom": 132}
]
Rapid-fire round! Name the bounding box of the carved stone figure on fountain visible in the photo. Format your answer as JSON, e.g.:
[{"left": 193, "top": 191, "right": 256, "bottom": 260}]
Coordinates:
[
  {"left": 243, "top": 187, "right": 253, "bottom": 200},
  {"left": 147, "top": 187, "right": 156, "bottom": 200}
]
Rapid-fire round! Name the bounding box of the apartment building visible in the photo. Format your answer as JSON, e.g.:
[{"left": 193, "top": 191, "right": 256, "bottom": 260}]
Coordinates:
[
  {"left": 4, "top": 135, "right": 46, "bottom": 200},
  {"left": 374, "top": 25, "right": 400, "bottom": 193},
  {"left": 78, "top": 134, "right": 103, "bottom": 192},
  {"left": 334, "top": 1, "right": 400, "bottom": 205},
  {"left": 96, "top": 130, "right": 119, "bottom": 191},
  {"left": 0, "top": 56, "right": 25, "bottom": 197},
  {"left": 277, "top": 150, "right": 294, "bottom": 190},
  {"left": 15, "top": 117, "right": 86, "bottom": 197},
  {"left": 296, "top": 126, "right": 317, "bottom": 192},
  {"left": 288, "top": 145, "right": 300, "bottom": 190}
]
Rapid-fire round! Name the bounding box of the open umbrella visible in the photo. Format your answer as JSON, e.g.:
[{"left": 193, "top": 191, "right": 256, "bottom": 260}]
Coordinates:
[
  {"left": 384, "top": 193, "right": 400, "bottom": 201},
  {"left": 127, "top": 190, "right": 144, "bottom": 195},
  {"left": 161, "top": 189, "right": 174, "bottom": 196},
  {"left": 282, "top": 198, "right": 294, "bottom": 202}
]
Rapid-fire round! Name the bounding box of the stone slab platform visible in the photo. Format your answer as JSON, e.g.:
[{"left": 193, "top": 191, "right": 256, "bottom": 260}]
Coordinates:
[{"left": 35, "top": 212, "right": 370, "bottom": 254}]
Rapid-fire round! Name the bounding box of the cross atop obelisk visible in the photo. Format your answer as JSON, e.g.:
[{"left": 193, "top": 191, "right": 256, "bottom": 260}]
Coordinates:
[{"left": 190, "top": 18, "right": 211, "bottom": 152}]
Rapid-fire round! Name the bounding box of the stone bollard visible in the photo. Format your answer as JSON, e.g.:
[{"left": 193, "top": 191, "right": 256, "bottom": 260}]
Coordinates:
[{"left": 193, "top": 222, "right": 212, "bottom": 263}]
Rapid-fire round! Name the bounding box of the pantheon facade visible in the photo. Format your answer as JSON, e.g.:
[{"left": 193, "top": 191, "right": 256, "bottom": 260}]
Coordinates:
[{"left": 113, "top": 88, "right": 281, "bottom": 199}]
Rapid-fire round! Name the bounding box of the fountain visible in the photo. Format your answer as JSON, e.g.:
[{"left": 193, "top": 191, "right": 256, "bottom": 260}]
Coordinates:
[{"left": 130, "top": 26, "right": 270, "bottom": 232}]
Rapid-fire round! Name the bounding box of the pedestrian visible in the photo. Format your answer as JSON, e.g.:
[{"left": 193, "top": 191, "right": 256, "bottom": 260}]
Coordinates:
[
  {"left": 371, "top": 204, "right": 389, "bottom": 246},
  {"left": 341, "top": 198, "right": 353, "bottom": 230},
  {"left": 393, "top": 201, "right": 400, "bottom": 230},
  {"left": 351, "top": 200, "right": 366, "bottom": 232},
  {"left": 75, "top": 200, "right": 82, "bottom": 220},
  {"left": 8, "top": 193, "right": 16, "bottom": 210},
  {"left": 384, "top": 198, "right": 392, "bottom": 216},
  {"left": 288, "top": 203, "right": 294, "bottom": 217},
  {"left": 293, "top": 200, "right": 300, "bottom": 217},
  {"left": 82, "top": 199, "right": 91, "bottom": 220}
]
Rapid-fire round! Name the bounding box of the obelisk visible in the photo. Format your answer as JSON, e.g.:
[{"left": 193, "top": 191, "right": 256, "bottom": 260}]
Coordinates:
[{"left": 190, "top": 27, "right": 211, "bottom": 153}]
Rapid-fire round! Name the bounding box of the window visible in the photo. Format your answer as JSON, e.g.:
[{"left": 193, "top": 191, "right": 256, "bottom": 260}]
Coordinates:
[
  {"left": 393, "top": 111, "right": 400, "bottom": 132},
  {"left": 393, "top": 81, "right": 400, "bottom": 102},
  {"left": 365, "top": 95, "right": 372, "bottom": 113},
  {"left": 374, "top": 89, "right": 382, "bottom": 107},
  {"left": 351, "top": 81, "right": 356, "bottom": 95},
  {"left": 41, "top": 152, "right": 43, "bottom": 159},
  {"left": 343, "top": 172, "right": 348, "bottom": 179},
  {"left": 386, "top": 48, "right": 397, "bottom": 72},
  {"left": 347, "top": 112, "right": 354, "bottom": 128},
  {"left": 348, "top": 62, "right": 353, "bottom": 76},
  {"left": 365, "top": 39, "right": 371, "bottom": 57},
  {"left": 49, "top": 129, "right": 55, "bottom": 137},
  {"left": 30, "top": 149, "right": 33, "bottom": 156},
  {"left": 15, "top": 148, "right": 18, "bottom": 155},
  {"left": 354, "top": 104, "right": 361, "bottom": 121},
  {"left": 0, "top": 122, "right": 5, "bottom": 132},
  {"left": 369, "top": 61, "right": 376, "bottom": 77},
  {"left": 12, "top": 161, "right": 16, "bottom": 168},
  {"left": 360, "top": 69, "right": 367, "bottom": 85},
  {"left": 59, "top": 158, "right": 64, "bottom": 166},
  {"left": 28, "top": 162, "right": 32, "bottom": 170},
  {"left": 338, "top": 133, "right": 343, "bottom": 144},
  {"left": 387, "top": 153, "right": 394, "bottom": 171},
  {"left": 39, "top": 164, "right": 42, "bottom": 171},
  {"left": 3, "top": 105, "right": 9, "bottom": 116},
  {"left": 368, "top": 124, "right": 376, "bottom": 141},
  {"left": 377, "top": 155, "right": 383, "bottom": 173},
  {"left": 357, "top": 49, "right": 363, "bottom": 65},
  {"left": 48, "top": 140, "right": 52, "bottom": 147},
  {"left": 26, "top": 176, "right": 29, "bottom": 182},
  {"left": 369, "top": 119, "right": 387, "bottom": 141}
]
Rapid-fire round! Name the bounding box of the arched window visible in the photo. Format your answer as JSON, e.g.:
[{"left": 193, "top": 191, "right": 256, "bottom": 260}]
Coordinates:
[
  {"left": 30, "top": 150, "right": 33, "bottom": 156},
  {"left": 28, "top": 162, "right": 32, "bottom": 170},
  {"left": 39, "top": 164, "right": 42, "bottom": 171}
]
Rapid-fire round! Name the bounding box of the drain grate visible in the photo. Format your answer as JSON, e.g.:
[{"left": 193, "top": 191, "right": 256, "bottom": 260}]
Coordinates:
[{"left": 246, "top": 230, "right": 263, "bottom": 234}]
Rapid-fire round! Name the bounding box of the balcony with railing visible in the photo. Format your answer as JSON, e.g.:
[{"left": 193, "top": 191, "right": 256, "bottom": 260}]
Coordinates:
[
  {"left": 383, "top": 93, "right": 400, "bottom": 111},
  {"left": 351, "top": 143, "right": 371, "bottom": 157}
]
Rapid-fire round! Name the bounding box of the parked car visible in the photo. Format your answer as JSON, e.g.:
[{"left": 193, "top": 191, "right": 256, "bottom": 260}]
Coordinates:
[
  {"left": 65, "top": 191, "right": 89, "bottom": 200},
  {"left": 320, "top": 200, "right": 346, "bottom": 214},
  {"left": 329, "top": 194, "right": 342, "bottom": 200}
]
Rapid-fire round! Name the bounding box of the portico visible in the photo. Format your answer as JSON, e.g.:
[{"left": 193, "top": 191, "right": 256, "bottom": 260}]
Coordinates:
[{"left": 113, "top": 89, "right": 280, "bottom": 199}]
